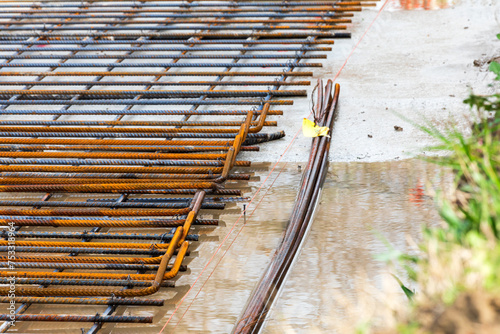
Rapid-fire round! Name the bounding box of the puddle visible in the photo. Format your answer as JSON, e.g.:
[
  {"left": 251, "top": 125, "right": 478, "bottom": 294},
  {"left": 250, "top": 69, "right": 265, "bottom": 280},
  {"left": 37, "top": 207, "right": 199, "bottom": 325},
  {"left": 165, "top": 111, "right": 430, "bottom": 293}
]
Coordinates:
[
  {"left": 165, "top": 160, "right": 448, "bottom": 334},
  {"left": 389, "top": 0, "right": 454, "bottom": 10},
  {"left": 262, "top": 160, "right": 450, "bottom": 334}
]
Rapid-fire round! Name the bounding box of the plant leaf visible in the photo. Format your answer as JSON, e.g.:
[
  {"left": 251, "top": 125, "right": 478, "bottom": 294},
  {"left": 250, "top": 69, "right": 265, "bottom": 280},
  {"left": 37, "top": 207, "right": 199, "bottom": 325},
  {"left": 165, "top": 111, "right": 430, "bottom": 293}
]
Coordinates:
[
  {"left": 490, "top": 61, "right": 500, "bottom": 78},
  {"left": 391, "top": 274, "right": 415, "bottom": 301}
]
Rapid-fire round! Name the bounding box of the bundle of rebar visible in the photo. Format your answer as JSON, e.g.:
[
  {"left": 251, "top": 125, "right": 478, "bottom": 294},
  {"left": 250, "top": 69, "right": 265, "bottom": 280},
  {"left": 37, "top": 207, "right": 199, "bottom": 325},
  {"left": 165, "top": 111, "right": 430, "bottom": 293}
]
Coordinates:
[
  {"left": 0, "top": 0, "right": 375, "bottom": 332},
  {"left": 233, "top": 80, "right": 340, "bottom": 334}
]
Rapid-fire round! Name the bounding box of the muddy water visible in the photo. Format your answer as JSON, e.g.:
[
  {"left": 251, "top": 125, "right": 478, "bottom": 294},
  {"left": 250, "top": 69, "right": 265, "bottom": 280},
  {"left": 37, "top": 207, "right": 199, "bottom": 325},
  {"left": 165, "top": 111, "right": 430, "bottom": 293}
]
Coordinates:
[
  {"left": 262, "top": 160, "right": 450, "bottom": 334},
  {"left": 4, "top": 160, "right": 448, "bottom": 333},
  {"left": 164, "top": 160, "right": 447, "bottom": 334}
]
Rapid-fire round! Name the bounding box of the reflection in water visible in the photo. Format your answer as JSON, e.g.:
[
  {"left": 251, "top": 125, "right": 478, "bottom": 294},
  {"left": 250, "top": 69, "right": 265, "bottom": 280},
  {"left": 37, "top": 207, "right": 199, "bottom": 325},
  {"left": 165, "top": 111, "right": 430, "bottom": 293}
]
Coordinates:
[
  {"left": 395, "top": 0, "right": 453, "bottom": 10},
  {"left": 409, "top": 180, "right": 425, "bottom": 206}
]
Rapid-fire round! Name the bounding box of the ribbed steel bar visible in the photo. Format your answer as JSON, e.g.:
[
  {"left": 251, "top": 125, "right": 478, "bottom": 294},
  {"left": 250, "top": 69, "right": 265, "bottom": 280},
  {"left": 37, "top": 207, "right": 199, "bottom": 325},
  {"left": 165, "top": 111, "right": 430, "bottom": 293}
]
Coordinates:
[
  {"left": 0, "top": 297, "right": 165, "bottom": 306},
  {"left": 0, "top": 175, "right": 249, "bottom": 182},
  {"left": 0, "top": 0, "right": 372, "bottom": 2},
  {"left": 0, "top": 2, "right": 363, "bottom": 7},
  {"left": 0, "top": 54, "right": 326, "bottom": 60},
  {"left": 0, "top": 158, "right": 238, "bottom": 166},
  {"left": 0, "top": 13, "right": 351, "bottom": 19},
  {"left": 0, "top": 110, "right": 282, "bottom": 115},
  {"left": 0, "top": 314, "right": 153, "bottom": 323},
  {"left": 0, "top": 71, "right": 312, "bottom": 76},
  {"left": 0, "top": 120, "right": 275, "bottom": 127},
  {"left": 0, "top": 246, "right": 171, "bottom": 255},
  {"left": 0, "top": 127, "right": 262, "bottom": 135},
  {"left": 0, "top": 206, "right": 197, "bottom": 216},
  {"left": 0, "top": 89, "right": 307, "bottom": 96},
  {"left": 1, "top": 3, "right": 362, "bottom": 8},
  {"left": 0, "top": 215, "right": 194, "bottom": 221},
  {"left": 0, "top": 80, "right": 309, "bottom": 86},
  {"left": 0, "top": 172, "right": 247, "bottom": 179},
  {"left": 124, "top": 196, "right": 247, "bottom": 202},
  {"left": 0, "top": 39, "right": 337, "bottom": 44},
  {"left": 0, "top": 8, "right": 362, "bottom": 14},
  {"left": 0, "top": 25, "right": 345, "bottom": 31},
  {"left": 0, "top": 230, "right": 199, "bottom": 241},
  {"left": 0, "top": 145, "right": 259, "bottom": 152},
  {"left": 0, "top": 63, "right": 320, "bottom": 68},
  {"left": 0, "top": 159, "right": 249, "bottom": 167},
  {"left": 21, "top": 124, "right": 263, "bottom": 144},
  {"left": 0, "top": 4, "right": 366, "bottom": 11},
  {"left": 0, "top": 277, "right": 175, "bottom": 288},
  {"left": 0, "top": 31, "right": 340, "bottom": 38},
  {"left": 0, "top": 99, "right": 293, "bottom": 105},
  {"left": 0, "top": 130, "right": 279, "bottom": 142},
  {"left": 0, "top": 200, "right": 224, "bottom": 209},
  {"left": 1, "top": 218, "right": 218, "bottom": 227},
  {"left": 0, "top": 182, "right": 218, "bottom": 193},
  {"left": 0, "top": 133, "right": 280, "bottom": 140},
  {"left": 0, "top": 138, "right": 234, "bottom": 146},
  {"left": 1, "top": 262, "right": 167, "bottom": 271},
  {"left": 0, "top": 128, "right": 261, "bottom": 136},
  {"left": 0, "top": 18, "right": 350, "bottom": 25},
  {"left": 0, "top": 165, "right": 225, "bottom": 173},
  {"left": 0, "top": 46, "right": 330, "bottom": 51}
]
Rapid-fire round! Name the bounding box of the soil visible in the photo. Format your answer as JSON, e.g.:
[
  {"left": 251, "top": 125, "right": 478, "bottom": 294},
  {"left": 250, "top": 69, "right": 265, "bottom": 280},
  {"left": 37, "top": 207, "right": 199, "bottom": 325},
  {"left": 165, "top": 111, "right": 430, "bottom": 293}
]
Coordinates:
[
  {"left": 473, "top": 56, "right": 500, "bottom": 67},
  {"left": 416, "top": 292, "right": 500, "bottom": 334},
  {"left": 378, "top": 291, "right": 500, "bottom": 334}
]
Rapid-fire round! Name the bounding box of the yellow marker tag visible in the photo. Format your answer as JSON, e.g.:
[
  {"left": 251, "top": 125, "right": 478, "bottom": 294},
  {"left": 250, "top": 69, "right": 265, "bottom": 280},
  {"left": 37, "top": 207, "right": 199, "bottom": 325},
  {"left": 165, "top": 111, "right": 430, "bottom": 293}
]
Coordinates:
[{"left": 302, "top": 118, "right": 330, "bottom": 138}]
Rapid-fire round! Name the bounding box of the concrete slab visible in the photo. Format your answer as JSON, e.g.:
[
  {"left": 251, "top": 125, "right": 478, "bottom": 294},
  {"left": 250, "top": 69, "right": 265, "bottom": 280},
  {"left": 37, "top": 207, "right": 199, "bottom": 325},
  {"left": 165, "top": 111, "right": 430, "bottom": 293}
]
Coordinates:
[{"left": 249, "top": 0, "right": 499, "bottom": 163}]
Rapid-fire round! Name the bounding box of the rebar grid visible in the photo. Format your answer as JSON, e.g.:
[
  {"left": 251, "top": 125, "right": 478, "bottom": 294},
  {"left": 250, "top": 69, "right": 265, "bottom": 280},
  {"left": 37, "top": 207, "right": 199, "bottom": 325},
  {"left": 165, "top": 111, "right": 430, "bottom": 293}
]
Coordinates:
[{"left": 0, "top": 0, "right": 376, "bottom": 332}]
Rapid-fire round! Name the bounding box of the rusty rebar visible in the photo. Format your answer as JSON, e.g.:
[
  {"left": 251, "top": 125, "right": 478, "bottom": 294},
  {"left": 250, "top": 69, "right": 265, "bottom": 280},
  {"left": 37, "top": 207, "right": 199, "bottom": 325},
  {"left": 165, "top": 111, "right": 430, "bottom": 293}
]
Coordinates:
[
  {"left": 0, "top": 172, "right": 246, "bottom": 180},
  {"left": 0, "top": 277, "right": 175, "bottom": 288},
  {"left": 0, "top": 297, "right": 164, "bottom": 306},
  {"left": 0, "top": 230, "right": 200, "bottom": 241},
  {"left": 0, "top": 314, "right": 153, "bottom": 323},
  {"left": 0, "top": 80, "right": 309, "bottom": 86},
  {"left": 0, "top": 145, "right": 260, "bottom": 152},
  {"left": 0, "top": 218, "right": 218, "bottom": 227},
  {"left": 0, "top": 71, "right": 312, "bottom": 77},
  {"left": 0, "top": 120, "right": 275, "bottom": 127},
  {"left": 0, "top": 200, "right": 224, "bottom": 209}
]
